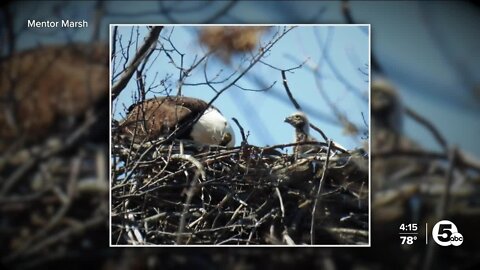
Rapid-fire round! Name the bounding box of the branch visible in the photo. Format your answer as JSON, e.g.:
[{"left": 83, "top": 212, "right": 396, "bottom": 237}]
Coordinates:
[
  {"left": 111, "top": 26, "right": 163, "bottom": 101},
  {"left": 0, "top": 4, "right": 15, "bottom": 56},
  {"left": 423, "top": 147, "right": 458, "bottom": 270},
  {"left": 232, "top": 117, "right": 247, "bottom": 143},
  {"left": 309, "top": 123, "right": 329, "bottom": 142},
  {"left": 405, "top": 106, "right": 448, "bottom": 153},
  {"left": 311, "top": 140, "right": 332, "bottom": 244},
  {"left": 281, "top": 70, "right": 302, "bottom": 110},
  {"left": 374, "top": 148, "right": 480, "bottom": 174},
  {"left": 439, "top": 147, "right": 457, "bottom": 216},
  {"left": 341, "top": 0, "right": 382, "bottom": 73},
  {"left": 153, "top": 27, "right": 295, "bottom": 148}
]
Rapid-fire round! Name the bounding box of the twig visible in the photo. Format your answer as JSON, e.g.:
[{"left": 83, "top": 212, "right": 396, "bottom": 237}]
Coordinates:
[
  {"left": 315, "top": 28, "right": 367, "bottom": 102},
  {"left": 171, "top": 153, "right": 206, "bottom": 181},
  {"left": 247, "top": 72, "right": 338, "bottom": 126},
  {"left": 326, "top": 227, "right": 369, "bottom": 238},
  {"left": 131, "top": 27, "right": 295, "bottom": 151},
  {"left": 423, "top": 147, "right": 458, "bottom": 270},
  {"left": 405, "top": 106, "right": 448, "bottom": 153},
  {"left": 90, "top": 1, "right": 104, "bottom": 42},
  {"left": 1, "top": 4, "right": 16, "bottom": 55},
  {"left": 111, "top": 26, "right": 118, "bottom": 62},
  {"left": 282, "top": 229, "right": 296, "bottom": 245},
  {"left": 144, "top": 212, "right": 167, "bottom": 223},
  {"left": 341, "top": 0, "right": 382, "bottom": 73},
  {"left": 111, "top": 136, "right": 369, "bottom": 245},
  {"left": 111, "top": 26, "right": 163, "bottom": 100},
  {"left": 275, "top": 187, "right": 285, "bottom": 218},
  {"left": 263, "top": 141, "right": 347, "bottom": 154},
  {"left": 1, "top": 110, "right": 98, "bottom": 196},
  {"left": 439, "top": 147, "right": 458, "bottom": 217},
  {"left": 309, "top": 123, "right": 329, "bottom": 142},
  {"left": 5, "top": 156, "right": 81, "bottom": 261},
  {"left": 375, "top": 148, "right": 480, "bottom": 174},
  {"left": 311, "top": 140, "right": 332, "bottom": 244},
  {"left": 281, "top": 70, "right": 302, "bottom": 110},
  {"left": 18, "top": 215, "right": 105, "bottom": 260},
  {"left": 176, "top": 184, "right": 198, "bottom": 244},
  {"left": 232, "top": 117, "right": 247, "bottom": 143}
]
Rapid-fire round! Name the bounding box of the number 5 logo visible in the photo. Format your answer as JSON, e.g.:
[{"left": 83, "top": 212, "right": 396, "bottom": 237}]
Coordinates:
[{"left": 432, "top": 220, "right": 463, "bottom": 246}]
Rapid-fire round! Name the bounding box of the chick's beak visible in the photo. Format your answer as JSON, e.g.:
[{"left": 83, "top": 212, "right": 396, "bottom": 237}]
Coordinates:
[{"left": 284, "top": 116, "right": 292, "bottom": 124}]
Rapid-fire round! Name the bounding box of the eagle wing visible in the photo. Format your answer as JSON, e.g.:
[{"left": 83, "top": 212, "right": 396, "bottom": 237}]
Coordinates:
[
  {"left": 120, "top": 96, "right": 208, "bottom": 142},
  {"left": 0, "top": 43, "right": 108, "bottom": 144}
]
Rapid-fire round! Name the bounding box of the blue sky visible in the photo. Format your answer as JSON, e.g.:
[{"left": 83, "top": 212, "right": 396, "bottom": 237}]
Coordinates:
[
  {"left": 112, "top": 25, "right": 369, "bottom": 151},
  {"left": 9, "top": 1, "right": 478, "bottom": 155}
]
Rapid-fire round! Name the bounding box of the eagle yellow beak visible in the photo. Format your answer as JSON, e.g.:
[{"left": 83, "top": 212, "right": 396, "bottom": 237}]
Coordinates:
[{"left": 220, "top": 132, "right": 233, "bottom": 147}]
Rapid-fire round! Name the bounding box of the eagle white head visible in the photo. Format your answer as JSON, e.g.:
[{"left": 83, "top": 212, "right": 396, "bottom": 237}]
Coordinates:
[{"left": 190, "top": 107, "right": 235, "bottom": 147}]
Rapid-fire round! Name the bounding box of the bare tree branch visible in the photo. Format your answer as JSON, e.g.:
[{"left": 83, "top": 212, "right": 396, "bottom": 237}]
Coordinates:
[
  {"left": 281, "top": 70, "right": 302, "bottom": 110},
  {"left": 311, "top": 140, "right": 332, "bottom": 244},
  {"left": 111, "top": 26, "right": 163, "bottom": 101},
  {"left": 405, "top": 106, "right": 448, "bottom": 153}
]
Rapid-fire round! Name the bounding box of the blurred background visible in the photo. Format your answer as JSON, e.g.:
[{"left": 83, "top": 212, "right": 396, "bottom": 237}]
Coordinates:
[{"left": 1, "top": 1, "right": 480, "bottom": 269}]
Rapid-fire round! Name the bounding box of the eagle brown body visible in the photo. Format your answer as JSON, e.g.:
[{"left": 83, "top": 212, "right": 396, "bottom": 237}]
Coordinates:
[
  {"left": 0, "top": 43, "right": 108, "bottom": 147},
  {"left": 120, "top": 97, "right": 208, "bottom": 142},
  {"left": 118, "top": 96, "right": 235, "bottom": 147}
]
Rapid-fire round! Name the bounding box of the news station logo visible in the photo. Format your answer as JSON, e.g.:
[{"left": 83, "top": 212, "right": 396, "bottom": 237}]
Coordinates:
[{"left": 432, "top": 220, "right": 463, "bottom": 246}]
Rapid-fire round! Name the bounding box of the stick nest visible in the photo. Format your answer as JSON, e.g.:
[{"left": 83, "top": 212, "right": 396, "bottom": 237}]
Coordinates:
[{"left": 111, "top": 139, "right": 369, "bottom": 245}]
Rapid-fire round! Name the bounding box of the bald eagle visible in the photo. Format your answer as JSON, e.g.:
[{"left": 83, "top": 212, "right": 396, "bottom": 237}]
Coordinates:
[{"left": 118, "top": 96, "right": 235, "bottom": 147}]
